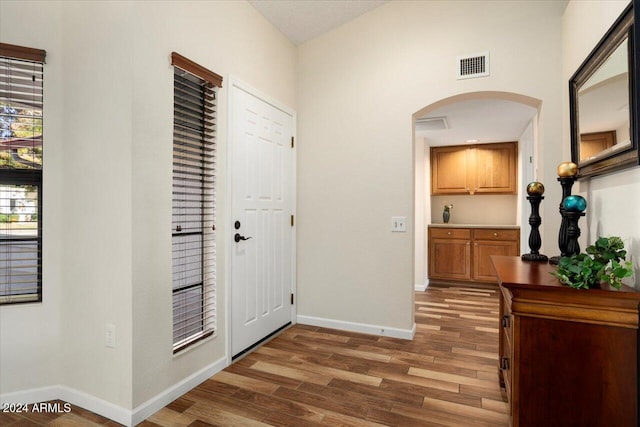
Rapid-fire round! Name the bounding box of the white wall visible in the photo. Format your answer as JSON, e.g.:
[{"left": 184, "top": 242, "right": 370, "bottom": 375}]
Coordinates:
[
  {"left": 430, "top": 195, "right": 518, "bottom": 226},
  {"left": 296, "top": 0, "right": 565, "bottom": 332},
  {"left": 0, "top": 0, "right": 64, "bottom": 396},
  {"left": 562, "top": 0, "right": 639, "bottom": 288},
  {"left": 0, "top": 0, "right": 296, "bottom": 420}
]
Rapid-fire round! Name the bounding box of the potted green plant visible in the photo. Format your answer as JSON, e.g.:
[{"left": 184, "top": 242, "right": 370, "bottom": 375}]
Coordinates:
[{"left": 553, "top": 236, "right": 633, "bottom": 290}]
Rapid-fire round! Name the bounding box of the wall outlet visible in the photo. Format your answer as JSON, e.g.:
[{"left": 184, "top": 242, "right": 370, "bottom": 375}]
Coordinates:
[
  {"left": 105, "top": 323, "right": 116, "bottom": 348},
  {"left": 391, "top": 216, "right": 406, "bottom": 232}
]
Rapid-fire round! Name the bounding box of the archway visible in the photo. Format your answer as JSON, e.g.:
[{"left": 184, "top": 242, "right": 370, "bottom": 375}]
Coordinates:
[{"left": 412, "top": 91, "right": 542, "bottom": 291}]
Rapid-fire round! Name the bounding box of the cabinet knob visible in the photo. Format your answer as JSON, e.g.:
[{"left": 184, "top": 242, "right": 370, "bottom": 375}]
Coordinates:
[
  {"left": 501, "top": 356, "right": 510, "bottom": 370},
  {"left": 501, "top": 314, "right": 510, "bottom": 328},
  {"left": 447, "top": 231, "right": 452, "bottom": 235},
  {"left": 493, "top": 232, "right": 498, "bottom": 237}
]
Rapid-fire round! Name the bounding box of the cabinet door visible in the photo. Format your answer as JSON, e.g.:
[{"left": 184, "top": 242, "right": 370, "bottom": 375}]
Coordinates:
[
  {"left": 473, "top": 239, "right": 519, "bottom": 282},
  {"left": 431, "top": 146, "right": 471, "bottom": 195},
  {"left": 474, "top": 142, "right": 517, "bottom": 194},
  {"left": 429, "top": 237, "right": 471, "bottom": 281},
  {"left": 579, "top": 131, "right": 616, "bottom": 161}
]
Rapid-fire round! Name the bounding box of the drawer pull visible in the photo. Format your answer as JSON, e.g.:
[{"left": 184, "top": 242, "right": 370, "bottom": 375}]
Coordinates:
[
  {"left": 501, "top": 356, "right": 510, "bottom": 370},
  {"left": 501, "top": 315, "right": 510, "bottom": 328},
  {"left": 493, "top": 232, "right": 498, "bottom": 237},
  {"left": 447, "top": 231, "right": 452, "bottom": 235}
]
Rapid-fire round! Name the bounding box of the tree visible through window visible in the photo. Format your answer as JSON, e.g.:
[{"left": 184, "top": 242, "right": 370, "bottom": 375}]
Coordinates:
[{"left": 0, "top": 43, "right": 45, "bottom": 305}]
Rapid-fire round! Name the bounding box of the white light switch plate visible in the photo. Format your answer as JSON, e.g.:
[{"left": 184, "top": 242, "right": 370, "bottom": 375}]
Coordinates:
[
  {"left": 391, "top": 216, "right": 406, "bottom": 232},
  {"left": 106, "top": 323, "right": 116, "bottom": 348}
]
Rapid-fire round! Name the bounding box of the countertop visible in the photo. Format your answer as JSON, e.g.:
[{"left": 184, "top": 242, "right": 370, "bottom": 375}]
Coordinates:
[{"left": 429, "top": 224, "right": 519, "bottom": 229}]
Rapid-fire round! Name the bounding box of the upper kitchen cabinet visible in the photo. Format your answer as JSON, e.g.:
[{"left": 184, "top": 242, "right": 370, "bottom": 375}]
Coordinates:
[{"left": 431, "top": 142, "right": 517, "bottom": 195}]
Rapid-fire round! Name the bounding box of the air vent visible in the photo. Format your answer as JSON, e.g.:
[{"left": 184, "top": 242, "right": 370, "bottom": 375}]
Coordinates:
[
  {"left": 415, "top": 116, "right": 449, "bottom": 131},
  {"left": 457, "top": 51, "right": 490, "bottom": 79}
]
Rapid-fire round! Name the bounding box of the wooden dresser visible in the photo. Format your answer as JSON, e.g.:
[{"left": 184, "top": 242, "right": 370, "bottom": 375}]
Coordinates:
[{"left": 491, "top": 256, "right": 640, "bottom": 427}]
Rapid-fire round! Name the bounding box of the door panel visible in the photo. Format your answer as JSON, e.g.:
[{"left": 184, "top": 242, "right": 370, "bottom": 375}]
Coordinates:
[{"left": 231, "top": 85, "right": 293, "bottom": 356}]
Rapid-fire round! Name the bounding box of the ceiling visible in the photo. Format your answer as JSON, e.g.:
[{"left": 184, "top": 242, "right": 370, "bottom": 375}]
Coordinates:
[
  {"left": 248, "top": 1, "right": 539, "bottom": 146},
  {"left": 416, "top": 99, "right": 538, "bottom": 147},
  {"left": 248, "top": 0, "right": 388, "bottom": 45}
]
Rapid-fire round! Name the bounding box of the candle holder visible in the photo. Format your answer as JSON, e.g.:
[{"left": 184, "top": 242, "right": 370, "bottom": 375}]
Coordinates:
[
  {"left": 522, "top": 182, "right": 548, "bottom": 262},
  {"left": 564, "top": 211, "right": 586, "bottom": 256},
  {"left": 550, "top": 162, "right": 579, "bottom": 265},
  {"left": 560, "top": 195, "right": 587, "bottom": 256}
]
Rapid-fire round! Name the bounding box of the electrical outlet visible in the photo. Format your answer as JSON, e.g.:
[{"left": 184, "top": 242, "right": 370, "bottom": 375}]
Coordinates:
[
  {"left": 391, "top": 216, "right": 406, "bottom": 232},
  {"left": 106, "top": 323, "right": 116, "bottom": 348}
]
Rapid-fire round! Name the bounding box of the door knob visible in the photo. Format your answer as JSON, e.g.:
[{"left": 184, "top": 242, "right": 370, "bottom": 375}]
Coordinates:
[{"left": 234, "top": 233, "right": 252, "bottom": 243}]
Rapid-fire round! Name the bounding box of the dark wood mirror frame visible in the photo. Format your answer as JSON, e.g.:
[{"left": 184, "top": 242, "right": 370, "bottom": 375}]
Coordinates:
[{"left": 570, "top": 1, "right": 640, "bottom": 179}]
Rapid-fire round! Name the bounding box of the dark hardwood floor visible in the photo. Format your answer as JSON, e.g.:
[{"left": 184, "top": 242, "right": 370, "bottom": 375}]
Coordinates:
[{"left": 1, "top": 285, "right": 508, "bottom": 426}]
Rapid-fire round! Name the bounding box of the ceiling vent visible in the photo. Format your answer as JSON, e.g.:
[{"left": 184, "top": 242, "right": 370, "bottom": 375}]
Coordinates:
[
  {"left": 456, "top": 51, "right": 490, "bottom": 79},
  {"left": 415, "top": 116, "right": 449, "bottom": 131}
]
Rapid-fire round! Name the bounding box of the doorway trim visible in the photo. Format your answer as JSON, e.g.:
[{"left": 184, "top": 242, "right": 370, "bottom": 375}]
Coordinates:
[{"left": 225, "top": 76, "right": 297, "bottom": 365}]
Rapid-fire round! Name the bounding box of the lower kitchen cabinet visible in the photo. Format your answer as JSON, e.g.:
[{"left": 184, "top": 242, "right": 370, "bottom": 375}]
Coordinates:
[
  {"left": 472, "top": 229, "right": 519, "bottom": 282},
  {"left": 428, "top": 226, "right": 519, "bottom": 284},
  {"left": 428, "top": 228, "right": 471, "bottom": 281}
]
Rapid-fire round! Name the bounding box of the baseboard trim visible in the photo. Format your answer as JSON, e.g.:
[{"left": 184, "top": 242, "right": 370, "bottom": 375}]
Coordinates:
[
  {"left": 59, "top": 386, "right": 132, "bottom": 426},
  {"left": 1, "top": 385, "right": 61, "bottom": 407},
  {"left": 0, "top": 385, "right": 131, "bottom": 426},
  {"left": 415, "top": 278, "right": 429, "bottom": 292},
  {"left": 0, "top": 356, "right": 227, "bottom": 427},
  {"left": 131, "top": 355, "right": 227, "bottom": 425},
  {"left": 297, "top": 315, "right": 416, "bottom": 340}
]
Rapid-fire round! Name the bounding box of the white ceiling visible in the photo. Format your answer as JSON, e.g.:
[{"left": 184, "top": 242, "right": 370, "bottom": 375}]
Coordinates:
[
  {"left": 416, "top": 99, "right": 538, "bottom": 147},
  {"left": 248, "top": 0, "right": 388, "bottom": 45}
]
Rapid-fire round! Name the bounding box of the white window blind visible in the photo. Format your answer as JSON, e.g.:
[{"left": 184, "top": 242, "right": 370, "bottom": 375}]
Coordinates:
[
  {"left": 0, "top": 43, "right": 45, "bottom": 305},
  {"left": 171, "top": 53, "right": 222, "bottom": 352}
]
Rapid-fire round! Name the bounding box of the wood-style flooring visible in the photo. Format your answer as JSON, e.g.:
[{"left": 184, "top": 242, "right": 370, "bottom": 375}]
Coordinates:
[{"left": 1, "top": 285, "right": 509, "bottom": 426}]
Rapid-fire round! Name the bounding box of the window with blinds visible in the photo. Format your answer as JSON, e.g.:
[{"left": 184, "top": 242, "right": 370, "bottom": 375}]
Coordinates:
[
  {"left": 171, "top": 52, "right": 222, "bottom": 352},
  {"left": 0, "top": 43, "right": 45, "bottom": 305}
]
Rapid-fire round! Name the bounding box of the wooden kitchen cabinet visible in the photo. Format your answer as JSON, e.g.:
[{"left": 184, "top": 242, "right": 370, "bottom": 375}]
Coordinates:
[
  {"left": 430, "top": 145, "right": 471, "bottom": 195},
  {"left": 493, "top": 256, "right": 640, "bottom": 427},
  {"left": 428, "top": 226, "right": 519, "bottom": 284},
  {"left": 431, "top": 142, "right": 517, "bottom": 195},
  {"left": 474, "top": 143, "right": 517, "bottom": 194},
  {"left": 472, "top": 229, "right": 519, "bottom": 282},
  {"left": 579, "top": 130, "right": 616, "bottom": 161},
  {"left": 428, "top": 228, "right": 471, "bottom": 281}
]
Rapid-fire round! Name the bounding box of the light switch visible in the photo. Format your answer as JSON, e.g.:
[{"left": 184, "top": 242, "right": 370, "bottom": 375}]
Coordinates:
[
  {"left": 391, "top": 216, "right": 406, "bottom": 232},
  {"left": 106, "top": 323, "right": 116, "bottom": 348}
]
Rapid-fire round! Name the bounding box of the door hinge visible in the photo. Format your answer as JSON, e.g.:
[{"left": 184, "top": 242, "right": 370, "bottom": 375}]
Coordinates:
[
  {"left": 290, "top": 215, "right": 295, "bottom": 227},
  {"left": 290, "top": 293, "right": 294, "bottom": 305},
  {"left": 291, "top": 136, "right": 294, "bottom": 148}
]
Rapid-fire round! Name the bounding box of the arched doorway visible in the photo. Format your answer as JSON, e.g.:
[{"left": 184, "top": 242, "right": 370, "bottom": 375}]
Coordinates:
[{"left": 413, "top": 91, "right": 542, "bottom": 291}]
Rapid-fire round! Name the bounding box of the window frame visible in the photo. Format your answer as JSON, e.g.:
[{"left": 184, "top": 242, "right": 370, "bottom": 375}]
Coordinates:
[
  {"left": 0, "top": 43, "right": 45, "bottom": 305},
  {"left": 171, "top": 52, "right": 222, "bottom": 353}
]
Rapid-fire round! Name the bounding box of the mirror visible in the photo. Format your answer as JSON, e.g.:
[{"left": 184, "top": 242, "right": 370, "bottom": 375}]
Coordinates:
[{"left": 570, "top": 2, "right": 639, "bottom": 178}]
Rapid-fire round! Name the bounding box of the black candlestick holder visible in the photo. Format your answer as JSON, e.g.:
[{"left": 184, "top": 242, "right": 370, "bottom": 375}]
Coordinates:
[
  {"left": 563, "top": 210, "right": 585, "bottom": 256},
  {"left": 522, "top": 182, "right": 548, "bottom": 262},
  {"left": 550, "top": 176, "right": 577, "bottom": 264}
]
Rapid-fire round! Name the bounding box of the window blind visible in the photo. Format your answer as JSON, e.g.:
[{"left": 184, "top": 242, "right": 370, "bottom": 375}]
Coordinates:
[
  {"left": 171, "top": 55, "right": 221, "bottom": 352},
  {"left": 0, "top": 43, "right": 45, "bottom": 305}
]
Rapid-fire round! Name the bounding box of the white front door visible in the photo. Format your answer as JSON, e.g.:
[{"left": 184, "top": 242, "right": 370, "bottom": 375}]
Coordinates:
[{"left": 230, "top": 82, "right": 294, "bottom": 357}]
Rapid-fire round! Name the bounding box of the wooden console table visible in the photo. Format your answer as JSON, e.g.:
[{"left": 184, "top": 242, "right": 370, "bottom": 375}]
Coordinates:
[{"left": 491, "top": 255, "right": 640, "bottom": 427}]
